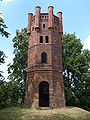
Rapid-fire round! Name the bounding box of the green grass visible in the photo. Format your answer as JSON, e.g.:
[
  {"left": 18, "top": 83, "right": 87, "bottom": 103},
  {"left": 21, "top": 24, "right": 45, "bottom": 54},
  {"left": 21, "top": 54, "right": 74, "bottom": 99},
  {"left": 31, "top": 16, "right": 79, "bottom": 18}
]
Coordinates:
[{"left": 0, "top": 107, "right": 90, "bottom": 120}]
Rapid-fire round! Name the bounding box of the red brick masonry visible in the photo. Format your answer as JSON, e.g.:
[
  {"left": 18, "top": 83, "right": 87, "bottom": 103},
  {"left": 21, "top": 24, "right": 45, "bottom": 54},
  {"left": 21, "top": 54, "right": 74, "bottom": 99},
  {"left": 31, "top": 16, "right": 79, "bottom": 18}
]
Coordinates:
[{"left": 25, "top": 6, "right": 65, "bottom": 108}]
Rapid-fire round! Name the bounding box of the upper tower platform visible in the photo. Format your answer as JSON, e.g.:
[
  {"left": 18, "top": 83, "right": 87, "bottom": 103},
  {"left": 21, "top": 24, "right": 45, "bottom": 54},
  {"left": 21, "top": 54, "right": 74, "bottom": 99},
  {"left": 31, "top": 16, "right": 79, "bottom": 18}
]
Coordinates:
[{"left": 27, "top": 6, "right": 63, "bottom": 35}]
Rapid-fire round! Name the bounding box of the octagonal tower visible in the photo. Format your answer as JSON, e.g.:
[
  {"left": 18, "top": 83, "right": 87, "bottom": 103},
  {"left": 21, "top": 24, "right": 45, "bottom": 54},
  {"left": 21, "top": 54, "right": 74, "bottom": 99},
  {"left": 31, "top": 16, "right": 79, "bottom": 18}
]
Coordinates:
[{"left": 25, "top": 6, "right": 65, "bottom": 108}]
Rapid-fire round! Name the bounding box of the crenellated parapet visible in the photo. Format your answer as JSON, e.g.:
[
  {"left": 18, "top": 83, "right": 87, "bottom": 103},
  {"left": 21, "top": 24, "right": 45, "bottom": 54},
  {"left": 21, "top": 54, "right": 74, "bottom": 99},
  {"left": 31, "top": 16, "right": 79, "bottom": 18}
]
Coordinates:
[{"left": 27, "top": 6, "right": 63, "bottom": 34}]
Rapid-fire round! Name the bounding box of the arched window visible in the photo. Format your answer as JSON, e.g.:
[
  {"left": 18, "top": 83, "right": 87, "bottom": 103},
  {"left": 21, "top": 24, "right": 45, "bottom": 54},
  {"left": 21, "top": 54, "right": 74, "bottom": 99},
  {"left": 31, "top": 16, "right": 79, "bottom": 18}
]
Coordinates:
[{"left": 41, "top": 52, "right": 47, "bottom": 63}]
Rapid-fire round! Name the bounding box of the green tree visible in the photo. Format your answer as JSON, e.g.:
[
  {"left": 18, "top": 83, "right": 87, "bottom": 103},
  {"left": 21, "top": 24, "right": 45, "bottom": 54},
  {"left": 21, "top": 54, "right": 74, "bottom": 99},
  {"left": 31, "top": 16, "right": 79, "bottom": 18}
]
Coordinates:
[
  {"left": 62, "top": 33, "right": 90, "bottom": 110},
  {"left": 0, "top": 14, "right": 10, "bottom": 79},
  {"left": 0, "top": 51, "right": 6, "bottom": 80},
  {"left": 0, "top": 17, "right": 10, "bottom": 38},
  {"left": 0, "top": 2, "right": 10, "bottom": 109},
  {"left": 8, "top": 28, "right": 28, "bottom": 105},
  {"left": 0, "top": 80, "right": 8, "bottom": 109}
]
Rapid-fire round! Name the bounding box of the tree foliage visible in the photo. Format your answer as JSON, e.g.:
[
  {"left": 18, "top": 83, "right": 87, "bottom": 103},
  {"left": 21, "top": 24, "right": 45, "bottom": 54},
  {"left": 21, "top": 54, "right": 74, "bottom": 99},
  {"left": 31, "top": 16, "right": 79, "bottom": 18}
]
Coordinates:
[
  {"left": 62, "top": 33, "right": 90, "bottom": 110},
  {"left": 0, "top": 10, "right": 10, "bottom": 79},
  {"left": 0, "top": 80, "right": 8, "bottom": 109},
  {"left": 8, "top": 28, "right": 28, "bottom": 105},
  {"left": 0, "top": 2, "right": 10, "bottom": 109},
  {"left": 0, "top": 16, "right": 10, "bottom": 79},
  {"left": 0, "top": 51, "right": 6, "bottom": 80},
  {"left": 0, "top": 17, "right": 10, "bottom": 38}
]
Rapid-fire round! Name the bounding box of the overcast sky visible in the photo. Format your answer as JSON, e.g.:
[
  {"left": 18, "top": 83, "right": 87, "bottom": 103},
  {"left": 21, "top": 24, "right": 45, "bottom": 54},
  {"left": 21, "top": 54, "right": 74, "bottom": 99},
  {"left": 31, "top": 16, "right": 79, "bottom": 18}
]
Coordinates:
[{"left": 0, "top": 0, "right": 90, "bottom": 81}]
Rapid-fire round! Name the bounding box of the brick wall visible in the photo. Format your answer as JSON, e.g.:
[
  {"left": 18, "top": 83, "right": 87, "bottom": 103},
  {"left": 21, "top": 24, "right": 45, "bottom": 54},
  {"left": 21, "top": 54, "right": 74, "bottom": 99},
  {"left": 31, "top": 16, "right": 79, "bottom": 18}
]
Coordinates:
[{"left": 25, "top": 6, "right": 65, "bottom": 108}]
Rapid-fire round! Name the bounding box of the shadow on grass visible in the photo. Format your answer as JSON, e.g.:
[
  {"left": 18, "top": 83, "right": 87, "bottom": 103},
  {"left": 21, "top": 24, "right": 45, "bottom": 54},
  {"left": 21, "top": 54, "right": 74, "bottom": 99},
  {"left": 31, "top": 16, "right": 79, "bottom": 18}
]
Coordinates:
[{"left": 0, "top": 107, "right": 23, "bottom": 120}]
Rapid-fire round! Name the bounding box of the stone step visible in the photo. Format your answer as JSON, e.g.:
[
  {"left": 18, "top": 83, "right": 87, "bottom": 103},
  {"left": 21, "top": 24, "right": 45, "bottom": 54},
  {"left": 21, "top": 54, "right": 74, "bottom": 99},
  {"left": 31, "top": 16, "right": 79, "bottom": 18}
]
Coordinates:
[{"left": 40, "top": 107, "right": 50, "bottom": 110}]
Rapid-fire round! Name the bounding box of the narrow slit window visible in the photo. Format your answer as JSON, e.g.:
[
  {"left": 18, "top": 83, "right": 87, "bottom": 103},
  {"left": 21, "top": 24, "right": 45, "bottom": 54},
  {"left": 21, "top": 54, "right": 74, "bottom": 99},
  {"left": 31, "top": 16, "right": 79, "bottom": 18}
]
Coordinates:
[
  {"left": 43, "top": 24, "right": 45, "bottom": 28},
  {"left": 45, "top": 36, "right": 49, "bottom": 43},
  {"left": 40, "top": 36, "right": 43, "bottom": 43},
  {"left": 32, "top": 27, "right": 34, "bottom": 31}
]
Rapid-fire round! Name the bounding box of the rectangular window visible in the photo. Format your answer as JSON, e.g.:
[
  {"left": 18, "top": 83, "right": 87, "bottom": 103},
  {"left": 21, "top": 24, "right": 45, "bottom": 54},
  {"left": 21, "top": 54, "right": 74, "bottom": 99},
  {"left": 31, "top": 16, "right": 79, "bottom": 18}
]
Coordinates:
[
  {"left": 43, "top": 24, "right": 45, "bottom": 28},
  {"left": 45, "top": 36, "right": 49, "bottom": 43},
  {"left": 32, "top": 27, "right": 34, "bottom": 31},
  {"left": 40, "top": 36, "right": 43, "bottom": 43}
]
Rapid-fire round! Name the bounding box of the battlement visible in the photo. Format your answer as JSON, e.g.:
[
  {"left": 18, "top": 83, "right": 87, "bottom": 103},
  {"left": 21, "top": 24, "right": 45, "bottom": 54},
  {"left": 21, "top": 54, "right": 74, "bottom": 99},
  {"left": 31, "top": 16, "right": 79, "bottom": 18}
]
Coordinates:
[{"left": 27, "top": 6, "right": 63, "bottom": 34}]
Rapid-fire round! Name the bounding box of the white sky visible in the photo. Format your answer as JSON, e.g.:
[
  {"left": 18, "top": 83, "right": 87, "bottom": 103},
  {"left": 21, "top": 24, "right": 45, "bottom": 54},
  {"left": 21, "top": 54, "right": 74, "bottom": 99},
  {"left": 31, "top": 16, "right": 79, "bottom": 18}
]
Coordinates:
[
  {"left": 83, "top": 35, "right": 90, "bottom": 51},
  {"left": 2, "top": 0, "right": 14, "bottom": 3},
  {"left": 0, "top": 11, "right": 4, "bottom": 19}
]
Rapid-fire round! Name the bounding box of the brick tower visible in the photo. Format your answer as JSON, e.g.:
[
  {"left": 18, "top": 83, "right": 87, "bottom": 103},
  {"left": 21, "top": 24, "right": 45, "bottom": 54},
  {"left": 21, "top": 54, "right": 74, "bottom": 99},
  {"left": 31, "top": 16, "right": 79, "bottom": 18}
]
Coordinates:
[{"left": 25, "top": 6, "right": 65, "bottom": 108}]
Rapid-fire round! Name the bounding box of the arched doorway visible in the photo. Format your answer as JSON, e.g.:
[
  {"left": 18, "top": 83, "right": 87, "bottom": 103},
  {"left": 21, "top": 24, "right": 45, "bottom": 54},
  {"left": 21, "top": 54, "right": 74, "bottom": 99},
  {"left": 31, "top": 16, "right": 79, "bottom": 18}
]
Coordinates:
[{"left": 39, "top": 81, "right": 49, "bottom": 107}]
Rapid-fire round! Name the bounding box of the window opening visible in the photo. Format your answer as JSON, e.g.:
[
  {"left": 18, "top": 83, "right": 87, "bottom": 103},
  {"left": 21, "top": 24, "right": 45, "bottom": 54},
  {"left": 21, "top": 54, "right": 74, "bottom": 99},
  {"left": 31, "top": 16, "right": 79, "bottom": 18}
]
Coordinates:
[
  {"left": 45, "top": 16, "right": 47, "bottom": 19},
  {"left": 40, "top": 36, "right": 43, "bottom": 43},
  {"left": 32, "top": 27, "right": 34, "bottom": 31},
  {"left": 43, "top": 24, "right": 45, "bottom": 28},
  {"left": 41, "top": 52, "right": 47, "bottom": 63},
  {"left": 45, "top": 36, "right": 49, "bottom": 43}
]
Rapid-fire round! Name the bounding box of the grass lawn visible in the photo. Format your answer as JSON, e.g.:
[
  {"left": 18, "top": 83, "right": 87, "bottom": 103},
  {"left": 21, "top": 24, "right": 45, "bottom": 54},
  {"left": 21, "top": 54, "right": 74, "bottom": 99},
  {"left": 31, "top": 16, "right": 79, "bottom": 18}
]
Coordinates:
[{"left": 0, "top": 107, "right": 90, "bottom": 120}]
